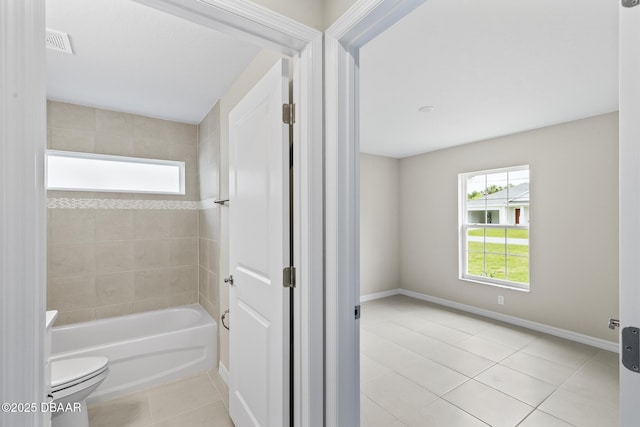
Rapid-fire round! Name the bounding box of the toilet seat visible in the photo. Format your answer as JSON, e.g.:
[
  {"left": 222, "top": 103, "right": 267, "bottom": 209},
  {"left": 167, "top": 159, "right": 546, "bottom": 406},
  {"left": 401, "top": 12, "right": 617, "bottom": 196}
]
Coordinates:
[{"left": 51, "top": 357, "right": 109, "bottom": 393}]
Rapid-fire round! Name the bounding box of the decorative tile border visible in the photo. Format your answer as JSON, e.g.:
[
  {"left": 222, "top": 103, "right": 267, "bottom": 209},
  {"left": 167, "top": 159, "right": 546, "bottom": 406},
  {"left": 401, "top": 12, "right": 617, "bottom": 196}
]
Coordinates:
[
  {"left": 47, "top": 197, "right": 226, "bottom": 210},
  {"left": 48, "top": 198, "right": 200, "bottom": 210}
]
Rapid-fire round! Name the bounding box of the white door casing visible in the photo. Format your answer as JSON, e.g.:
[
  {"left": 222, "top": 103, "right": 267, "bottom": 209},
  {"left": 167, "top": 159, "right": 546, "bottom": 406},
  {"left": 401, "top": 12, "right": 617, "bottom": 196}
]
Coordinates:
[
  {"left": 229, "top": 58, "right": 290, "bottom": 427},
  {"left": 618, "top": 2, "right": 640, "bottom": 425},
  {"left": 0, "top": 1, "right": 48, "bottom": 426},
  {"left": 324, "top": 1, "right": 426, "bottom": 424}
]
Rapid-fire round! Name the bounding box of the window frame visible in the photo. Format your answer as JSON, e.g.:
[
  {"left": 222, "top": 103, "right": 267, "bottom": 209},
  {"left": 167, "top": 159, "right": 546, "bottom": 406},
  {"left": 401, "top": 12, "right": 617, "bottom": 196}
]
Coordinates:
[
  {"left": 45, "top": 150, "right": 186, "bottom": 195},
  {"left": 459, "top": 165, "right": 530, "bottom": 292}
]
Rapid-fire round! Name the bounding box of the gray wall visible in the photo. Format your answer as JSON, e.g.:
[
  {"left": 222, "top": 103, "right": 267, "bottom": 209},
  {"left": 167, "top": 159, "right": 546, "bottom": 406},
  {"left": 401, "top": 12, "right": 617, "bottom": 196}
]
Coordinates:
[
  {"left": 360, "top": 153, "right": 400, "bottom": 296},
  {"left": 398, "top": 113, "right": 619, "bottom": 342}
]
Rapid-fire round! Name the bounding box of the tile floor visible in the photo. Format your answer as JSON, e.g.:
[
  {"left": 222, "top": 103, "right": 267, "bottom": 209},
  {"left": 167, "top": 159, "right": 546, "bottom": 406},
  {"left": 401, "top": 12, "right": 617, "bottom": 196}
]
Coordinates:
[
  {"left": 361, "top": 295, "right": 619, "bottom": 427},
  {"left": 87, "top": 295, "right": 619, "bottom": 426},
  {"left": 87, "top": 370, "right": 232, "bottom": 427}
]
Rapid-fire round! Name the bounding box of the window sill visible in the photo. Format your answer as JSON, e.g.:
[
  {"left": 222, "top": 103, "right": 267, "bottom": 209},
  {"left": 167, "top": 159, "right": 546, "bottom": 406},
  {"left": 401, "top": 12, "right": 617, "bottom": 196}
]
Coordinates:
[{"left": 460, "top": 276, "right": 530, "bottom": 292}]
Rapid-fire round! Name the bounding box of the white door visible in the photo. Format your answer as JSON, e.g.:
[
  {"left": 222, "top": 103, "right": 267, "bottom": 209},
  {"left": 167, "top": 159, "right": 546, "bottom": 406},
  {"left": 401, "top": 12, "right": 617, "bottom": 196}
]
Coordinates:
[
  {"left": 228, "top": 58, "right": 290, "bottom": 427},
  {"left": 619, "top": 3, "right": 640, "bottom": 425}
]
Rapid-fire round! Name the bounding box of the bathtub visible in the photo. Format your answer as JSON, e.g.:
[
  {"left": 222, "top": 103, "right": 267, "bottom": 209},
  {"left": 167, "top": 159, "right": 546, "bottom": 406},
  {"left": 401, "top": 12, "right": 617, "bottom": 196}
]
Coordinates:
[{"left": 51, "top": 304, "right": 217, "bottom": 404}]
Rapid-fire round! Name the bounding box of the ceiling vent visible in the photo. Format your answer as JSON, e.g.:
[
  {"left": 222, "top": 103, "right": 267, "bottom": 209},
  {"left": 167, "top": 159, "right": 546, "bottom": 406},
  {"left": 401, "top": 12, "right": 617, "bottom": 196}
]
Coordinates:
[{"left": 46, "top": 29, "right": 74, "bottom": 55}]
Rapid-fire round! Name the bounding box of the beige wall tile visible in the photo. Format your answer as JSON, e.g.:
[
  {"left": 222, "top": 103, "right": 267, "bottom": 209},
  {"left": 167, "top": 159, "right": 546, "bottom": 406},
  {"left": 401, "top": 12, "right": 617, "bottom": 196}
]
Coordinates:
[
  {"left": 50, "top": 209, "right": 95, "bottom": 243},
  {"left": 200, "top": 208, "right": 218, "bottom": 240},
  {"left": 185, "top": 169, "right": 199, "bottom": 200},
  {"left": 48, "top": 190, "right": 96, "bottom": 199},
  {"left": 47, "top": 102, "right": 204, "bottom": 325},
  {"left": 48, "top": 101, "right": 95, "bottom": 131},
  {"left": 134, "top": 297, "right": 169, "bottom": 313},
  {"left": 48, "top": 243, "right": 95, "bottom": 278},
  {"left": 208, "top": 240, "right": 218, "bottom": 272},
  {"left": 135, "top": 269, "right": 169, "bottom": 300},
  {"left": 199, "top": 238, "right": 210, "bottom": 270},
  {"left": 208, "top": 270, "right": 218, "bottom": 305},
  {"left": 95, "top": 109, "right": 134, "bottom": 136},
  {"left": 170, "top": 143, "right": 198, "bottom": 163},
  {"left": 168, "top": 292, "right": 198, "bottom": 307},
  {"left": 199, "top": 295, "right": 217, "bottom": 322},
  {"left": 95, "top": 241, "right": 135, "bottom": 274},
  {"left": 169, "top": 238, "right": 198, "bottom": 267},
  {"left": 168, "top": 266, "right": 198, "bottom": 294},
  {"left": 55, "top": 309, "right": 95, "bottom": 326},
  {"left": 48, "top": 276, "right": 96, "bottom": 311},
  {"left": 134, "top": 239, "right": 170, "bottom": 269},
  {"left": 134, "top": 210, "right": 169, "bottom": 239},
  {"left": 133, "top": 136, "right": 170, "bottom": 159},
  {"left": 168, "top": 210, "right": 198, "bottom": 238},
  {"left": 199, "top": 267, "right": 210, "bottom": 300},
  {"left": 95, "top": 133, "right": 134, "bottom": 156},
  {"left": 95, "top": 210, "right": 134, "bottom": 241},
  {"left": 96, "top": 272, "right": 135, "bottom": 305},
  {"left": 49, "top": 128, "right": 95, "bottom": 152},
  {"left": 198, "top": 167, "right": 219, "bottom": 201},
  {"left": 94, "top": 303, "right": 134, "bottom": 320}
]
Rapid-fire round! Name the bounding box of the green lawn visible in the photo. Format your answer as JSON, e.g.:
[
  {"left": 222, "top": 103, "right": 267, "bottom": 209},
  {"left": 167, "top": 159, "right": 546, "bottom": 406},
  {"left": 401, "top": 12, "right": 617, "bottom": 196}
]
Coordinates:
[
  {"left": 468, "top": 228, "right": 529, "bottom": 239},
  {"left": 467, "top": 241, "right": 529, "bottom": 284}
]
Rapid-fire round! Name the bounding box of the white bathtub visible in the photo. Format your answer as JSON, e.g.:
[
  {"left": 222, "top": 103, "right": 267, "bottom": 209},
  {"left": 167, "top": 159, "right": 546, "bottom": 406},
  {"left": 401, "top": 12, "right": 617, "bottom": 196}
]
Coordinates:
[{"left": 51, "top": 304, "right": 217, "bottom": 403}]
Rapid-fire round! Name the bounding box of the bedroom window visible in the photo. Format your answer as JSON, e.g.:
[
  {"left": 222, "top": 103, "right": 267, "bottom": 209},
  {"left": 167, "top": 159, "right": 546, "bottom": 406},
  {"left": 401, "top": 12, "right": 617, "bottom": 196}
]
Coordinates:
[
  {"left": 460, "top": 165, "right": 530, "bottom": 291},
  {"left": 46, "top": 150, "right": 185, "bottom": 195}
]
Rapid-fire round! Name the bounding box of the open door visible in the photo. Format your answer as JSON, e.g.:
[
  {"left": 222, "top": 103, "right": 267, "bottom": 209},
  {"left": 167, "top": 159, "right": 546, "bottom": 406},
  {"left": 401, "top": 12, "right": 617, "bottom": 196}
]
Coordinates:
[
  {"left": 228, "top": 58, "right": 291, "bottom": 427},
  {"left": 619, "top": 3, "right": 640, "bottom": 425}
]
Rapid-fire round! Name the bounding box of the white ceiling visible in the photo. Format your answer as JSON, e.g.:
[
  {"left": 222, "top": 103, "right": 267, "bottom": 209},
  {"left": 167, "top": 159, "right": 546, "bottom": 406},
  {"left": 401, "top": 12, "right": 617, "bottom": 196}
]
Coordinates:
[
  {"left": 360, "top": 0, "right": 619, "bottom": 158},
  {"left": 46, "top": 0, "right": 260, "bottom": 124}
]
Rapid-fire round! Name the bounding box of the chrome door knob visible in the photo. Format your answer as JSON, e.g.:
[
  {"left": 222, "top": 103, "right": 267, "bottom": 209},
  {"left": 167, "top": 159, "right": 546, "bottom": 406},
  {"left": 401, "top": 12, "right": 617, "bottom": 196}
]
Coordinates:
[{"left": 224, "top": 275, "right": 234, "bottom": 286}]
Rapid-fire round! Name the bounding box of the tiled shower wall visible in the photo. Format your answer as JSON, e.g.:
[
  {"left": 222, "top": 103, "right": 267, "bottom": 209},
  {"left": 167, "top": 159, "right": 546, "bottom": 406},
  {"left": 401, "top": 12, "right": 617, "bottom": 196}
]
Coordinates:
[
  {"left": 47, "top": 101, "right": 201, "bottom": 325},
  {"left": 197, "top": 103, "right": 221, "bottom": 325}
]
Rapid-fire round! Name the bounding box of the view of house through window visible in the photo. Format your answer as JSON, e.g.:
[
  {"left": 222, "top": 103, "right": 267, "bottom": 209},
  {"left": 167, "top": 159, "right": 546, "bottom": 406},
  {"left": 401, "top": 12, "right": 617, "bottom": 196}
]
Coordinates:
[{"left": 460, "top": 165, "right": 530, "bottom": 290}]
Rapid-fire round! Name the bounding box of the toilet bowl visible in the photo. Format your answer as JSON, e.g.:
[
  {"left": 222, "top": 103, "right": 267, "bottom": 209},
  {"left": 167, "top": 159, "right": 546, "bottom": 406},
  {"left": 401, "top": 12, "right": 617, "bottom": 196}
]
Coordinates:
[{"left": 50, "top": 356, "right": 109, "bottom": 427}]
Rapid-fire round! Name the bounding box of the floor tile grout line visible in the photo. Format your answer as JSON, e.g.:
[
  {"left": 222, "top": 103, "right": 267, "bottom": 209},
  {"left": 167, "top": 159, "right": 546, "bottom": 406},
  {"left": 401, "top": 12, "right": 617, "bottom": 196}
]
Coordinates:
[{"left": 364, "top": 296, "right": 615, "bottom": 427}]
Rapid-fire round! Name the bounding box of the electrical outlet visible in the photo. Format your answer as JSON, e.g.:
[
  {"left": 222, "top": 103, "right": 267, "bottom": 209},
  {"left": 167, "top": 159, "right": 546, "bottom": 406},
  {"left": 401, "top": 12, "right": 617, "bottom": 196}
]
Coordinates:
[{"left": 498, "top": 295, "right": 504, "bottom": 305}]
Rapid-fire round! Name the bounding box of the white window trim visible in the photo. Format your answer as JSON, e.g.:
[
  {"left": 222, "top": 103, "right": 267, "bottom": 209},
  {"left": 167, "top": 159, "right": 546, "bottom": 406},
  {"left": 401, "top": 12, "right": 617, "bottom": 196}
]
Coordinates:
[
  {"left": 46, "top": 150, "right": 186, "bottom": 195},
  {"left": 459, "top": 165, "right": 530, "bottom": 291}
]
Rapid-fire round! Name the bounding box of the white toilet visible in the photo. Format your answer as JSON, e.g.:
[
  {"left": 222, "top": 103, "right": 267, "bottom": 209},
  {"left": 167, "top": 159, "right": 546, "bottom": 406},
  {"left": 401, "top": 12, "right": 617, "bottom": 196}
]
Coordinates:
[{"left": 50, "top": 357, "right": 109, "bottom": 427}]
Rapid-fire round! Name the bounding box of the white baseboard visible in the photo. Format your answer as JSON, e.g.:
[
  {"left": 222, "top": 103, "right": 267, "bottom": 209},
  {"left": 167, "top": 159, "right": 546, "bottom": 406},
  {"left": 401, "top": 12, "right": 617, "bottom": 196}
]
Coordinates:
[
  {"left": 360, "top": 288, "right": 400, "bottom": 302},
  {"left": 398, "top": 289, "right": 618, "bottom": 353},
  {"left": 218, "top": 361, "right": 229, "bottom": 385}
]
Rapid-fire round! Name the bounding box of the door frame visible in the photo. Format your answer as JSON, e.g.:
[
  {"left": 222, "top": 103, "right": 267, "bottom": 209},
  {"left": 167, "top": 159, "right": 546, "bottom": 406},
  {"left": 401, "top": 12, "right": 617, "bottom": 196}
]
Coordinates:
[
  {"left": 1, "top": 1, "right": 323, "bottom": 426},
  {"left": 618, "top": 2, "right": 640, "bottom": 425},
  {"left": 324, "top": 1, "right": 426, "bottom": 424},
  {"left": 1, "top": 1, "right": 47, "bottom": 426},
  {"left": 326, "top": 0, "right": 633, "bottom": 425}
]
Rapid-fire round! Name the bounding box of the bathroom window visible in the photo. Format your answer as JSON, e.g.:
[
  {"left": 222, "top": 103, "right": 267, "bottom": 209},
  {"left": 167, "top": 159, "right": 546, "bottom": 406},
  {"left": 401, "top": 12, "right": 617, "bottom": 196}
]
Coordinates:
[
  {"left": 460, "top": 165, "right": 530, "bottom": 291},
  {"left": 46, "top": 150, "right": 185, "bottom": 195}
]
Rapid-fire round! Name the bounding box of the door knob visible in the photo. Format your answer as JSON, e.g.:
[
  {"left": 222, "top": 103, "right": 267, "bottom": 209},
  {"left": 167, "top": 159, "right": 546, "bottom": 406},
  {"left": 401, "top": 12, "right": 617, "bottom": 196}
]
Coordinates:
[{"left": 224, "top": 275, "right": 234, "bottom": 286}]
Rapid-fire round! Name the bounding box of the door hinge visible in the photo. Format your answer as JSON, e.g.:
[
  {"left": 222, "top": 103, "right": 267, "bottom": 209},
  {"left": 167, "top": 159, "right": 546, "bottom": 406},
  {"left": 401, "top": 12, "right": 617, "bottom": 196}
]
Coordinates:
[
  {"left": 283, "top": 266, "right": 296, "bottom": 288},
  {"left": 282, "top": 103, "right": 295, "bottom": 125},
  {"left": 623, "top": 0, "right": 640, "bottom": 7},
  {"left": 355, "top": 305, "right": 361, "bottom": 320},
  {"left": 622, "top": 326, "right": 640, "bottom": 373}
]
